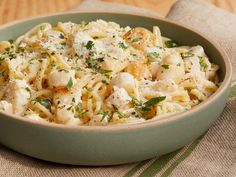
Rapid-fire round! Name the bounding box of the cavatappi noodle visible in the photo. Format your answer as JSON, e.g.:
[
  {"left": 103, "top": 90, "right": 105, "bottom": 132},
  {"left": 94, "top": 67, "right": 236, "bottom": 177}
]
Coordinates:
[{"left": 0, "top": 20, "right": 219, "bottom": 126}]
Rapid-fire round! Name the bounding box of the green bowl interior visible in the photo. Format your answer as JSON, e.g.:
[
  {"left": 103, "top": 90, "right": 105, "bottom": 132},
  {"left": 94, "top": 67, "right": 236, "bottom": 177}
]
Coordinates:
[{"left": 0, "top": 13, "right": 226, "bottom": 81}]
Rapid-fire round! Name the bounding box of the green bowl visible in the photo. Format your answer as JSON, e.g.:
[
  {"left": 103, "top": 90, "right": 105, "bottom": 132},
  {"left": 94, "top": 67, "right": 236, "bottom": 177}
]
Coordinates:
[{"left": 0, "top": 12, "right": 232, "bottom": 166}]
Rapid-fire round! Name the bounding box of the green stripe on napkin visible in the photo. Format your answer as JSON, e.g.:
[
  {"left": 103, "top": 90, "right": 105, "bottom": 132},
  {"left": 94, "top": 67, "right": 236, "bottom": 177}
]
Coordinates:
[
  {"left": 123, "top": 160, "right": 150, "bottom": 177},
  {"left": 122, "top": 81, "right": 235, "bottom": 177},
  {"left": 230, "top": 79, "right": 236, "bottom": 97}
]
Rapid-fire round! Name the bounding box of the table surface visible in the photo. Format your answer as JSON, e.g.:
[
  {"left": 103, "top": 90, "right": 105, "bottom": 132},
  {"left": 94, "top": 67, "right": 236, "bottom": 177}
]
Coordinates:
[{"left": 0, "top": 0, "right": 235, "bottom": 25}]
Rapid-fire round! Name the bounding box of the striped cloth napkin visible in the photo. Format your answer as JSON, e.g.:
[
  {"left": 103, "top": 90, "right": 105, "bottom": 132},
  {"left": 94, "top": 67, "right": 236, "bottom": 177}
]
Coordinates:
[{"left": 1, "top": 0, "right": 236, "bottom": 176}]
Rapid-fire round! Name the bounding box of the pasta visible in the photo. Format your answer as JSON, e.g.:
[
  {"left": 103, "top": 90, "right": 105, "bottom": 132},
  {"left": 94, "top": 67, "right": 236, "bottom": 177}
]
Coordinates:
[{"left": 0, "top": 20, "right": 219, "bottom": 126}]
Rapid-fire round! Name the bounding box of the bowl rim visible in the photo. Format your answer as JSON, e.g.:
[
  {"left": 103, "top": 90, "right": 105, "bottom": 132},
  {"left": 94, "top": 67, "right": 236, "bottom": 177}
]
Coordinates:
[{"left": 0, "top": 11, "right": 232, "bottom": 132}]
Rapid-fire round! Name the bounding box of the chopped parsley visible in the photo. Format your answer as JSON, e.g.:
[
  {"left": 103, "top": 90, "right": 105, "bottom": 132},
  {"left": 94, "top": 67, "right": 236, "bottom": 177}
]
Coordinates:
[
  {"left": 177, "top": 63, "right": 181, "bottom": 66},
  {"left": 98, "top": 109, "right": 109, "bottom": 122},
  {"left": 85, "top": 57, "right": 112, "bottom": 74},
  {"left": 39, "top": 25, "right": 45, "bottom": 32},
  {"left": 181, "top": 51, "right": 194, "bottom": 58},
  {"left": 66, "top": 78, "right": 73, "bottom": 90},
  {"left": 66, "top": 106, "right": 73, "bottom": 111},
  {"left": 9, "top": 53, "right": 16, "bottom": 59},
  {"left": 161, "top": 64, "right": 169, "bottom": 69},
  {"left": 36, "top": 99, "right": 51, "bottom": 110},
  {"left": 97, "top": 57, "right": 104, "bottom": 62},
  {"left": 61, "top": 42, "right": 66, "bottom": 46},
  {"left": 59, "top": 33, "right": 65, "bottom": 39},
  {"left": 3, "top": 47, "right": 17, "bottom": 60},
  {"left": 25, "top": 87, "right": 31, "bottom": 92},
  {"left": 85, "top": 40, "right": 94, "bottom": 50},
  {"left": 143, "top": 96, "right": 166, "bottom": 108},
  {"left": 147, "top": 52, "right": 161, "bottom": 60},
  {"left": 113, "top": 106, "right": 125, "bottom": 119},
  {"left": 85, "top": 56, "right": 96, "bottom": 68},
  {"left": 118, "top": 42, "right": 128, "bottom": 49},
  {"left": 58, "top": 68, "right": 69, "bottom": 73},
  {"left": 17, "top": 47, "right": 25, "bottom": 53},
  {"left": 96, "top": 68, "right": 112, "bottom": 74},
  {"left": 131, "top": 38, "right": 142, "bottom": 43},
  {"left": 76, "top": 103, "right": 82, "bottom": 113},
  {"left": 165, "top": 40, "right": 179, "bottom": 48},
  {"left": 75, "top": 103, "right": 87, "bottom": 118},
  {"left": 80, "top": 21, "right": 88, "bottom": 26},
  {"left": 199, "top": 57, "right": 208, "bottom": 69},
  {"left": 132, "top": 96, "right": 166, "bottom": 118},
  {"left": 5, "top": 47, "right": 10, "bottom": 52},
  {"left": 186, "top": 87, "right": 194, "bottom": 92},
  {"left": 50, "top": 61, "right": 56, "bottom": 67},
  {"left": 101, "top": 80, "right": 109, "bottom": 85},
  {"left": 0, "top": 57, "right": 5, "bottom": 62},
  {"left": 72, "top": 66, "right": 84, "bottom": 72},
  {"left": 87, "top": 87, "right": 93, "bottom": 92},
  {"left": 72, "top": 97, "right": 76, "bottom": 103},
  {"left": 8, "top": 39, "right": 14, "bottom": 44}
]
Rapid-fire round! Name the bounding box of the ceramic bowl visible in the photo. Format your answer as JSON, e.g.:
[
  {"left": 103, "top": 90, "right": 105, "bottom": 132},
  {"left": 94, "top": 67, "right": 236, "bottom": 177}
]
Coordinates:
[{"left": 0, "top": 12, "right": 232, "bottom": 165}]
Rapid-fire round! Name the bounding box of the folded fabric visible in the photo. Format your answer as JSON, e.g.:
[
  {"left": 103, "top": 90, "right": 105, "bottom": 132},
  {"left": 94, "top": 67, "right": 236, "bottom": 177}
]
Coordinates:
[
  {"left": 168, "top": 0, "right": 236, "bottom": 79},
  {"left": 1, "top": 0, "right": 236, "bottom": 177},
  {"left": 72, "top": 0, "right": 161, "bottom": 18}
]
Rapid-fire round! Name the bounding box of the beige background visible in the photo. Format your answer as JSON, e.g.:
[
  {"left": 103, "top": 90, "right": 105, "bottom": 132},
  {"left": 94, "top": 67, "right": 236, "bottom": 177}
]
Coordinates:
[{"left": 0, "top": 0, "right": 236, "bottom": 25}]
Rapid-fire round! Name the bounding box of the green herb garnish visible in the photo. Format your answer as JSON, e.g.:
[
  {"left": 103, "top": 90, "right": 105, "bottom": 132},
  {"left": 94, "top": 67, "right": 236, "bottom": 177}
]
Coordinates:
[
  {"left": 37, "top": 99, "right": 51, "bottom": 110},
  {"left": 80, "top": 21, "right": 88, "bottom": 26},
  {"left": 96, "top": 68, "right": 112, "bottom": 74},
  {"left": 75, "top": 103, "right": 87, "bottom": 118},
  {"left": 59, "top": 33, "right": 64, "bottom": 39},
  {"left": 199, "top": 57, "right": 208, "bottom": 69},
  {"left": 118, "top": 42, "right": 128, "bottom": 49},
  {"left": 72, "top": 66, "right": 84, "bottom": 72},
  {"left": 25, "top": 87, "right": 31, "bottom": 92},
  {"left": 50, "top": 61, "right": 56, "bottom": 67},
  {"left": 181, "top": 51, "right": 194, "bottom": 58},
  {"left": 98, "top": 109, "right": 109, "bottom": 122},
  {"left": 101, "top": 80, "right": 109, "bottom": 85},
  {"left": 165, "top": 40, "right": 179, "bottom": 48},
  {"left": 61, "top": 42, "right": 66, "bottom": 46},
  {"left": 17, "top": 47, "right": 25, "bottom": 53},
  {"left": 0, "top": 57, "right": 5, "bottom": 62},
  {"left": 87, "top": 88, "right": 93, "bottom": 92},
  {"left": 67, "top": 106, "right": 73, "bottom": 111},
  {"left": 58, "top": 68, "right": 69, "bottom": 73},
  {"left": 85, "top": 40, "right": 94, "bottom": 50},
  {"left": 132, "top": 96, "right": 166, "bottom": 118},
  {"left": 85, "top": 57, "right": 112, "bottom": 74},
  {"left": 85, "top": 56, "right": 96, "bottom": 68},
  {"left": 39, "top": 25, "right": 45, "bottom": 32},
  {"left": 143, "top": 96, "right": 166, "bottom": 108},
  {"left": 147, "top": 52, "right": 161, "bottom": 60},
  {"left": 161, "top": 64, "right": 169, "bottom": 69},
  {"left": 113, "top": 106, "right": 125, "bottom": 119},
  {"left": 66, "top": 78, "right": 73, "bottom": 90},
  {"left": 8, "top": 53, "right": 16, "bottom": 59},
  {"left": 8, "top": 39, "right": 14, "bottom": 44},
  {"left": 131, "top": 38, "right": 142, "bottom": 43}
]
